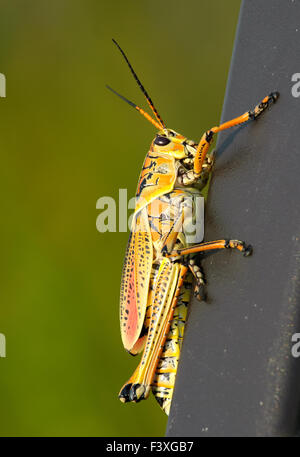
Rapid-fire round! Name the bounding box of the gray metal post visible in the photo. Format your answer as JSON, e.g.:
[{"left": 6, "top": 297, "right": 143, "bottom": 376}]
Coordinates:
[{"left": 167, "top": 0, "right": 300, "bottom": 437}]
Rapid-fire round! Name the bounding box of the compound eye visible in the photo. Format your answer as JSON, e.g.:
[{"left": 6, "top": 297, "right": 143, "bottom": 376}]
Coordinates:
[{"left": 154, "top": 136, "right": 171, "bottom": 146}]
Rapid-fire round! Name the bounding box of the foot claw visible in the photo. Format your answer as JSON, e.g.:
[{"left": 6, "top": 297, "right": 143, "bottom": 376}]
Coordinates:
[
  {"left": 270, "top": 91, "right": 279, "bottom": 103},
  {"left": 119, "top": 382, "right": 149, "bottom": 404},
  {"left": 119, "top": 383, "right": 132, "bottom": 403},
  {"left": 243, "top": 244, "right": 253, "bottom": 257},
  {"left": 194, "top": 286, "right": 206, "bottom": 302}
]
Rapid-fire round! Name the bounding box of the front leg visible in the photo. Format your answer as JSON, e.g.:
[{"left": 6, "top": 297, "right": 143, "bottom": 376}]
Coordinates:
[{"left": 194, "top": 92, "right": 279, "bottom": 174}]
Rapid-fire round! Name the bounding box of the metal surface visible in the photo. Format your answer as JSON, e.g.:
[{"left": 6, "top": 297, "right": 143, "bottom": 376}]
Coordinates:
[{"left": 167, "top": 0, "right": 300, "bottom": 437}]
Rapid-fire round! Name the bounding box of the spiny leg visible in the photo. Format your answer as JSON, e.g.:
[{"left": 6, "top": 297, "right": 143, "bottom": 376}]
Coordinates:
[
  {"left": 194, "top": 92, "right": 279, "bottom": 175},
  {"left": 188, "top": 258, "right": 206, "bottom": 301},
  {"left": 119, "top": 262, "right": 188, "bottom": 403},
  {"left": 143, "top": 264, "right": 188, "bottom": 390},
  {"left": 152, "top": 271, "right": 193, "bottom": 415},
  {"left": 166, "top": 239, "right": 253, "bottom": 258}
]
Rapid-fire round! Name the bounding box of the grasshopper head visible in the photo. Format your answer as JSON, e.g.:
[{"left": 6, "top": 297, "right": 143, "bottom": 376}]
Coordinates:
[{"left": 152, "top": 128, "right": 197, "bottom": 160}]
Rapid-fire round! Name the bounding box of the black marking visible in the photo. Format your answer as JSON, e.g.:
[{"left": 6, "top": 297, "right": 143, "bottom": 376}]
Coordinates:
[
  {"left": 205, "top": 130, "right": 213, "bottom": 142},
  {"left": 154, "top": 135, "right": 171, "bottom": 146}
]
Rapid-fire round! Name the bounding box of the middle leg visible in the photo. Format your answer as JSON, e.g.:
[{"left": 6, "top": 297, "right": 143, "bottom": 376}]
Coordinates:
[{"left": 166, "top": 239, "right": 253, "bottom": 258}]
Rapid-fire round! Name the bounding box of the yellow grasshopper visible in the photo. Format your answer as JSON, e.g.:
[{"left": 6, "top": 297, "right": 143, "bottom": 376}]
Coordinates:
[{"left": 107, "top": 39, "right": 279, "bottom": 414}]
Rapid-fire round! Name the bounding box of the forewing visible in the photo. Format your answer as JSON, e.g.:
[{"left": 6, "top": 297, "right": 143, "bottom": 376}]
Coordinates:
[{"left": 120, "top": 207, "right": 153, "bottom": 352}]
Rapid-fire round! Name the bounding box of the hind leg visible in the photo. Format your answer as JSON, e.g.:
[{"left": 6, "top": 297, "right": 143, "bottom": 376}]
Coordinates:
[{"left": 119, "top": 263, "right": 188, "bottom": 404}]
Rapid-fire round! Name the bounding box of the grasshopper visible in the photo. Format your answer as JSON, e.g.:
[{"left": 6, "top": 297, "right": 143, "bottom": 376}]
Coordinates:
[{"left": 107, "top": 39, "right": 279, "bottom": 415}]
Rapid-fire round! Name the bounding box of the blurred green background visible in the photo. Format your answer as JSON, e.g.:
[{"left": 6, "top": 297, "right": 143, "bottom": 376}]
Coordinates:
[{"left": 0, "top": 0, "right": 240, "bottom": 436}]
